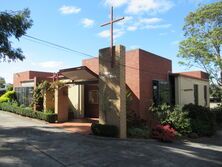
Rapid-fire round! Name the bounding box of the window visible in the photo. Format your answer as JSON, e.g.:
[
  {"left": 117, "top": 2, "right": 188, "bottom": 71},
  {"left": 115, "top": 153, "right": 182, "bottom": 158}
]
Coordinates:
[
  {"left": 153, "top": 81, "right": 159, "bottom": 105},
  {"left": 204, "top": 85, "right": 208, "bottom": 106},
  {"left": 153, "top": 80, "right": 169, "bottom": 105},
  {"left": 88, "top": 90, "right": 99, "bottom": 104},
  {"left": 194, "top": 84, "right": 199, "bottom": 105}
]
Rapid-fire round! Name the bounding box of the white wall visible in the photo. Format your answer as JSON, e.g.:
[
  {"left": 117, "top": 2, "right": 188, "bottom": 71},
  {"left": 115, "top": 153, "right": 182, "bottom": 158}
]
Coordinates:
[
  {"left": 175, "top": 76, "right": 209, "bottom": 107},
  {"left": 68, "top": 84, "right": 84, "bottom": 118},
  {"left": 21, "top": 81, "right": 34, "bottom": 87}
]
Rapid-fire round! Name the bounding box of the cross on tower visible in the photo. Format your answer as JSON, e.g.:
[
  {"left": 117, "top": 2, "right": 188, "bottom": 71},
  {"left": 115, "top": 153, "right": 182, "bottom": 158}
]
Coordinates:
[{"left": 101, "top": 6, "right": 124, "bottom": 68}]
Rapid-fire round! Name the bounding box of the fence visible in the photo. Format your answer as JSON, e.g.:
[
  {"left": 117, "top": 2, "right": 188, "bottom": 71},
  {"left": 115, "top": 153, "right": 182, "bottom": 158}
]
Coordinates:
[{"left": 14, "top": 87, "right": 34, "bottom": 106}]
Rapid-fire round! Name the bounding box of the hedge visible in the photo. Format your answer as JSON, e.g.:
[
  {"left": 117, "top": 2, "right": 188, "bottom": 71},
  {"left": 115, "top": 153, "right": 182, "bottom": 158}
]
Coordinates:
[
  {"left": 0, "top": 102, "right": 57, "bottom": 123},
  {"left": 152, "top": 103, "right": 219, "bottom": 137},
  {"left": 183, "top": 104, "right": 216, "bottom": 136},
  {"left": 91, "top": 123, "right": 119, "bottom": 137},
  {"left": 211, "top": 106, "right": 222, "bottom": 126}
]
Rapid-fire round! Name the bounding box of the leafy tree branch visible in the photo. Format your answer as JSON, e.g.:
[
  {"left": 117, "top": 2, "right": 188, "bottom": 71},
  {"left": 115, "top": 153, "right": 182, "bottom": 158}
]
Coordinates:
[{"left": 0, "top": 8, "right": 33, "bottom": 62}]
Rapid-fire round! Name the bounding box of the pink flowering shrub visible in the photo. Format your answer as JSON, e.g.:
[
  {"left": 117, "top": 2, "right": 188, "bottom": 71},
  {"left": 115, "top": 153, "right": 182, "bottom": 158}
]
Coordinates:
[{"left": 151, "top": 124, "right": 176, "bottom": 142}]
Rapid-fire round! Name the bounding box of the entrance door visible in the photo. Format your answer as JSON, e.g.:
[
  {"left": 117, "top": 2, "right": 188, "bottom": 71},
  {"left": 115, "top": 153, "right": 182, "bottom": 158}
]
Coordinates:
[{"left": 84, "top": 85, "right": 99, "bottom": 118}]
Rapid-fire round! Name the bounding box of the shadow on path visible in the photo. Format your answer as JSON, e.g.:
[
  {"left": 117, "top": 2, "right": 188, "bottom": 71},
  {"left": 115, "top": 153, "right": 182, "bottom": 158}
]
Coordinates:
[{"left": 0, "top": 124, "right": 222, "bottom": 167}]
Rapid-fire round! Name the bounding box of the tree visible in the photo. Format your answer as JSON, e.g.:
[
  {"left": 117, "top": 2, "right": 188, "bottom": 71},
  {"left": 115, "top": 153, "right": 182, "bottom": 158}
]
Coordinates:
[
  {"left": 0, "top": 8, "right": 32, "bottom": 62},
  {"left": 178, "top": 1, "right": 222, "bottom": 86},
  {"left": 210, "top": 84, "right": 222, "bottom": 99},
  {"left": 0, "top": 77, "right": 6, "bottom": 88}
]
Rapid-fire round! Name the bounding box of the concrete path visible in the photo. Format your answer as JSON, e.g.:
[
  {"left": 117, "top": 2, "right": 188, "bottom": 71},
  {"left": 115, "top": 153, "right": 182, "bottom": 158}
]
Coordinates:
[
  {"left": 49, "top": 118, "right": 98, "bottom": 135},
  {"left": 0, "top": 110, "right": 222, "bottom": 167}
]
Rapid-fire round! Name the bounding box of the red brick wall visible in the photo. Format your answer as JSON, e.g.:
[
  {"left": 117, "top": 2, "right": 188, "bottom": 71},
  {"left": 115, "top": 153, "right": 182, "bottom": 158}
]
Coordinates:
[
  {"left": 81, "top": 49, "right": 172, "bottom": 121},
  {"left": 82, "top": 58, "right": 99, "bottom": 75},
  {"left": 13, "top": 71, "right": 31, "bottom": 88},
  {"left": 82, "top": 50, "right": 140, "bottom": 98},
  {"left": 29, "top": 71, "right": 53, "bottom": 79},
  {"left": 138, "top": 49, "right": 172, "bottom": 120},
  {"left": 13, "top": 71, "right": 53, "bottom": 88},
  {"left": 125, "top": 50, "right": 140, "bottom": 116},
  {"left": 82, "top": 50, "right": 141, "bottom": 116}
]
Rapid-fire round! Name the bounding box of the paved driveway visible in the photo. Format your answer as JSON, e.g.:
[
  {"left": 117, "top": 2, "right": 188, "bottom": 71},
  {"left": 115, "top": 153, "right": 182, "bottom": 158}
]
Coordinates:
[{"left": 0, "top": 111, "right": 222, "bottom": 167}]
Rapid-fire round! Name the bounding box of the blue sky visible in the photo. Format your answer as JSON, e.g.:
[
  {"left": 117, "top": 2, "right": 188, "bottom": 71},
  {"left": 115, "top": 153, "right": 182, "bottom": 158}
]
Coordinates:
[{"left": 0, "top": 0, "right": 216, "bottom": 83}]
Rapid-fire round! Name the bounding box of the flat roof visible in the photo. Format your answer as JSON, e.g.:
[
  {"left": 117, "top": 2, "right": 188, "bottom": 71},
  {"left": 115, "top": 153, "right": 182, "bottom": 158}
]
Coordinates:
[
  {"left": 128, "top": 48, "right": 172, "bottom": 62},
  {"left": 82, "top": 48, "right": 171, "bottom": 63},
  {"left": 171, "top": 73, "right": 209, "bottom": 81},
  {"left": 59, "top": 66, "right": 98, "bottom": 83},
  {"left": 20, "top": 79, "right": 35, "bottom": 83}
]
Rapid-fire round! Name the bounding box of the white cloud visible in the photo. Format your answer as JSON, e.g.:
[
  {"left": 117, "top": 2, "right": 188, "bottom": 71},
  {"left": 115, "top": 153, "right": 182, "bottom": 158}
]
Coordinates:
[
  {"left": 117, "top": 16, "right": 133, "bottom": 25},
  {"left": 98, "top": 30, "right": 110, "bottom": 38},
  {"left": 131, "top": 17, "right": 170, "bottom": 30},
  {"left": 124, "top": 16, "right": 133, "bottom": 22},
  {"left": 126, "top": 0, "right": 174, "bottom": 15},
  {"left": 37, "top": 61, "right": 64, "bottom": 68},
  {"left": 127, "top": 26, "right": 138, "bottom": 31},
  {"left": 139, "top": 18, "right": 162, "bottom": 24},
  {"left": 144, "top": 24, "right": 171, "bottom": 29},
  {"left": 81, "top": 18, "right": 95, "bottom": 27},
  {"left": 59, "top": 5, "right": 81, "bottom": 15},
  {"left": 100, "top": 1, "right": 173, "bottom": 38},
  {"left": 98, "top": 29, "right": 125, "bottom": 39},
  {"left": 104, "top": 0, "right": 128, "bottom": 7},
  {"left": 113, "top": 29, "right": 125, "bottom": 39}
]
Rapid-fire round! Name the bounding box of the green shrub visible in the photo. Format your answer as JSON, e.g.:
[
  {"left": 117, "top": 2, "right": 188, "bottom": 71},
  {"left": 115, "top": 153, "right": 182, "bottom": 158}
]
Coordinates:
[
  {"left": 91, "top": 123, "right": 118, "bottom": 137},
  {"left": 20, "top": 104, "right": 26, "bottom": 108},
  {"left": 127, "top": 109, "right": 150, "bottom": 139},
  {"left": 150, "top": 103, "right": 172, "bottom": 123},
  {"left": 25, "top": 107, "right": 32, "bottom": 110},
  {"left": 127, "top": 110, "right": 147, "bottom": 128},
  {"left": 163, "top": 107, "right": 192, "bottom": 135},
  {"left": 127, "top": 127, "right": 150, "bottom": 139},
  {"left": 183, "top": 104, "right": 216, "bottom": 136},
  {"left": 0, "top": 97, "right": 9, "bottom": 103},
  {"left": 6, "top": 85, "right": 13, "bottom": 91},
  {"left": 183, "top": 103, "right": 209, "bottom": 118},
  {"left": 211, "top": 106, "right": 222, "bottom": 127},
  {"left": 0, "top": 102, "right": 57, "bottom": 123},
  {"left": 44, "top": 113, "right": 57, "bottom": 123},
  {"left": 11, "top": 101, "right": 19, "bottom": 107},
  {"left": 151, "top": 104, "right": 192, "bottom": 135},
  {"left": 152, "top": 103, "right": 217, "bottom": 136},
  {"left": 0, "top": 91, "right": 16, "bottom": 103}
]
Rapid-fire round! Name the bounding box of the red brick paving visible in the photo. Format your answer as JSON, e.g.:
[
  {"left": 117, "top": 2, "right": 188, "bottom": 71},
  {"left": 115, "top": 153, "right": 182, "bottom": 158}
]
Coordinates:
[{"left": 49, "top": 118, "right": 98, "bottom": 135}]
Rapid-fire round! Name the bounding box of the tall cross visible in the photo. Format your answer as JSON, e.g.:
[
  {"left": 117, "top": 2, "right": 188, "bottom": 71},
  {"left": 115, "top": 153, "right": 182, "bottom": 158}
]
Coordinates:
[{"left": 101, "top": 6, "right": 124, "bottom": 68}]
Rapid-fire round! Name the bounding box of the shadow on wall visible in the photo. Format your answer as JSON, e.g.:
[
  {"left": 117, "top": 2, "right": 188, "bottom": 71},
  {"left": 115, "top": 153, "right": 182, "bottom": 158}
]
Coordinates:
[{"left": 68, "top": 97, "right": 77, "bottom": 120}]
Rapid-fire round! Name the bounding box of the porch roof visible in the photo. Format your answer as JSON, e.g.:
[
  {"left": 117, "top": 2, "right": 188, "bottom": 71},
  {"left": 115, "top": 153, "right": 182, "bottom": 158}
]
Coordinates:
[{"left": 59, "top": 66, "right": 98, "bottom": 84}]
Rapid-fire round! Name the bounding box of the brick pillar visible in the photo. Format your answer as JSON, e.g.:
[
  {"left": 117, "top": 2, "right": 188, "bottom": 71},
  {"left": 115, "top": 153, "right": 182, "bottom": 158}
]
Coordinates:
[
  {"left": 99, "top": 45, "right": 126, "bottom": 138},
  {"left": 55, "top": 86, "right": 69, "bottom": 122},
  {"left": 33, "top": 77, "right": 37, "bottom": 111}
]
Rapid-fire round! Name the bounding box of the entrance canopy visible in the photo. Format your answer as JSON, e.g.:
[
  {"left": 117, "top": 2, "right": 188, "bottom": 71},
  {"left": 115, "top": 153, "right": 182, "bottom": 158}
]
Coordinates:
[{"left": 59, "top": 66, "right": 98, "bottom": 84}]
